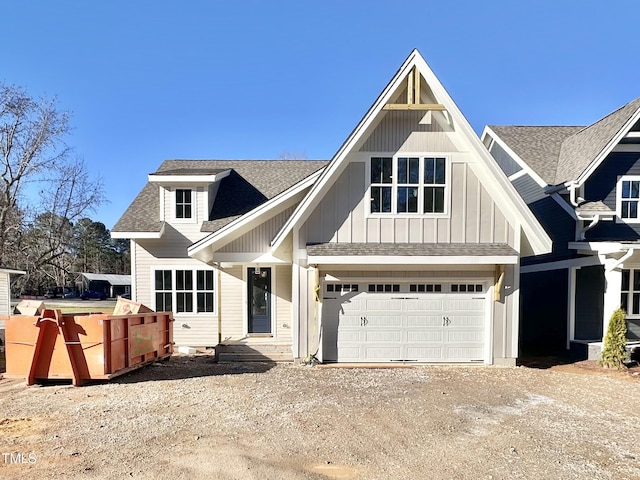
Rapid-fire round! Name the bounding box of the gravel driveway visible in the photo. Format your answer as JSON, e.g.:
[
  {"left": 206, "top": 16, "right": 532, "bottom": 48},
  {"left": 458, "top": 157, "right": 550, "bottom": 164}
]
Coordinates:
[{"left": 1, "top": 357, "right": 639, "bottom": 479}]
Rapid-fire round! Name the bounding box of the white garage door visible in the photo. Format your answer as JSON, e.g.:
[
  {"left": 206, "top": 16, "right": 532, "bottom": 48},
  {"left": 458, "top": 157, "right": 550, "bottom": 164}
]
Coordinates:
[{"left": 322, "top": 281, "right": 487, "bottom": 363}]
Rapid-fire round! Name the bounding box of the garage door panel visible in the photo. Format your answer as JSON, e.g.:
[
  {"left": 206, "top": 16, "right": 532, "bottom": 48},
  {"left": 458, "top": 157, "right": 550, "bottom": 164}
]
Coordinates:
[
  {"left": 447, "top": 330, "right": 484, "bottom": 342},
  {"left": 324, "top": 283, "right": 487, "bottom": 363},
  {"left": 406, "top": 299, "right": 444, "bottom": 311},
  {"left": 365, "top": 316, "right": 402, "bottom": 327},
  {"left": 407, "top": 315, "right": 443, "bottom": 327},
  {"left": 406, "top": 346, "right": 444, "bottom": 360},
  {"left": 407, "top": 330, "right": 444, "bottom": 342},
  {"left": 364, "top": 346, "right": 403, "bottom": 360},
  {"left": 447, "top": 298, "right": 485, "bottom": 311},
  {"left": 365, "top": 330, "right": 402, "bottom": 342},
  {"left": 449, "top": 315, "right": 485, "bottom": 327},
  {"left": 447, "top": 346, "right": 484, "bottom": 361},
  {"left": 365, "top": 299, "right": 402, "bottom": 310}
]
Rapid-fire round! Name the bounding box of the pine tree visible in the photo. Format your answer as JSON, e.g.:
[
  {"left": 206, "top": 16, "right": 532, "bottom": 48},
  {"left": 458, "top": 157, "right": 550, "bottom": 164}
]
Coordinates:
[{"left": 599, "top": 308, "right": 628, "bottom": 369}]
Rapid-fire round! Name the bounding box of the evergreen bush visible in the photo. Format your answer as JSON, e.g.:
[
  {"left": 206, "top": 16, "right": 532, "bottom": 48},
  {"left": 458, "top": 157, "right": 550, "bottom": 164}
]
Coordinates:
[{"left": 599, "top": 308, "right": 628, "bottom": 369}]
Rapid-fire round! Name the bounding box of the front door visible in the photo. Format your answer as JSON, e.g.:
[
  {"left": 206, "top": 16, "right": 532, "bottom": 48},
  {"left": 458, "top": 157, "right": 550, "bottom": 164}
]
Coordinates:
[{"left": 248, "top": 267, "right": 271, "bottom": 334}]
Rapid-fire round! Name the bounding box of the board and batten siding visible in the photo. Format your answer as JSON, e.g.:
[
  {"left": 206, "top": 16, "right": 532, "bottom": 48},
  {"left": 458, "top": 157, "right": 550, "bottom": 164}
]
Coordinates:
[
  {"left": 218, "top": 207, "right": 296, "bottom": 253},
  {"left": 358, "top": 110, "right": 459, "bottom": 153},
  {"left": 275, "top": 264, "right": 293, "bottom": 339},
  {"left": 304, "top": 157, "right": 514, "bottom": 247}
]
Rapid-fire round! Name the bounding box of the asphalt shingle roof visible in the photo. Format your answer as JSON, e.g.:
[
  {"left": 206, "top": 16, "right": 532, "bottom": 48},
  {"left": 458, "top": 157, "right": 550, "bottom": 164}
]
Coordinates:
[
  {"left": 490, "top": 97, "right": 640, "bottom": 187},
  {"left": 113, "top": 160, "right": 328, "bottom": 234},
  {"left": 306, "top": 242, "right": 518, "bottom": 257},
  {"left": 489, "top": 126, "right": 583, "bottom": 184}
]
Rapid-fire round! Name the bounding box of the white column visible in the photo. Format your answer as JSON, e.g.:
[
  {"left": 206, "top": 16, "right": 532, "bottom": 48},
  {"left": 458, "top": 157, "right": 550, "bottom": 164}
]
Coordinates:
[
  {"left": 568, "top": 267, "right": 577, "bottom": 349},
  {"left": 603, "top": 265, "right": 622, "bottom": 342}
]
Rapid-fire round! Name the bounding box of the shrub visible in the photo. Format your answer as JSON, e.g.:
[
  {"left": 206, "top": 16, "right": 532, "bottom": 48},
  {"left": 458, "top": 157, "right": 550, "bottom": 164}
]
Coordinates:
[{"left": 599, "top": 308, "right": 628, "bottom": 369}]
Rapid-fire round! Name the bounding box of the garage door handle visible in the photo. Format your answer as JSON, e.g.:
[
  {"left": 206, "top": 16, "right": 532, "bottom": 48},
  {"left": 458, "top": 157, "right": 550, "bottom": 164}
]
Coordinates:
[
  {"left": 360, "top": 316, "right": 368, "bottom": 327},
  {"left": 443, "top": 317, "right": 452, "bottom": 326}
]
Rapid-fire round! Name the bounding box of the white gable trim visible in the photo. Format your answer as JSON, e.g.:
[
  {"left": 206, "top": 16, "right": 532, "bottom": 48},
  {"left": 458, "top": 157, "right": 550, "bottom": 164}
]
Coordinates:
[
  {"left": 576, "top": 107, "right": 640, "bottom": 187},
  {"left": 272, "top": 50, "right": 551, "bottom": 255},
  {"left": 481, "top": 126, "right": 547, "bottom": 188},
  {"left": 188, "top": 169, "right": 323, "bottom": 263}
]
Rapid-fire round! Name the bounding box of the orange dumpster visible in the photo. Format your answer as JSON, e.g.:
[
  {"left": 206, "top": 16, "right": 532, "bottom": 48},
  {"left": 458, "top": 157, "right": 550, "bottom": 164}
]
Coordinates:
[{"left": 4, "top": 309, "right": 173, "bottom": 386}]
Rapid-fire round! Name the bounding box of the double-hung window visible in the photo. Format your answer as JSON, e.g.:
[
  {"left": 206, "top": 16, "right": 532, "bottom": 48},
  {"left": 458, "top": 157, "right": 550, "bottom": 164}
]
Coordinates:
[
  {"left": 618, "top": 176, "right": 640, "bottom": 222},
  {"left": 621, "top": 269, "right": 640, "bottom": 315},
  {"left": 153, "top": 269, "right": 215, "bottom": 314},
  {"left": 175, "top": 189, "right": 193, "bottom": 219},
  {"left": 369, "top": 156, "right": 448, "bottom": 214},
  {"left": 370, "top": 157, "right": 392, "bottom": 213}
]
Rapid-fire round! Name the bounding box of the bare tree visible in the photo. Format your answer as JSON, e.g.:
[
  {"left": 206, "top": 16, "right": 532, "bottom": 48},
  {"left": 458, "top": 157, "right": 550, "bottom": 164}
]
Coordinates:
[{"left": 0, "top": 82, "right": 105, "bottom": 287}]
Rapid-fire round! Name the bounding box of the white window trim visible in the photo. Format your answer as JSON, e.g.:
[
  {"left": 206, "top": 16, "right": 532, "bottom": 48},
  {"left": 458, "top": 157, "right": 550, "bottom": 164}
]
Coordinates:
[
  {"left": 173, "top": 187, "right": 198, "bottom": 224},
  {"left": 366, "top": 154, "right": 451, "bottom": 217},
  {"left": 616, "top": 175, "right": 640, "bottom": 224},
  {"left": 150, "top": 266, "right": 217, "bottom": 316}
]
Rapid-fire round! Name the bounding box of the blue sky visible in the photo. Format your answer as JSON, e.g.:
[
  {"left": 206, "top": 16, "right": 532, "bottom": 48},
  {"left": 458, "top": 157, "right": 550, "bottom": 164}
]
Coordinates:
[{"left": 3, "top": 1, "right": 640, "bottom": 229}]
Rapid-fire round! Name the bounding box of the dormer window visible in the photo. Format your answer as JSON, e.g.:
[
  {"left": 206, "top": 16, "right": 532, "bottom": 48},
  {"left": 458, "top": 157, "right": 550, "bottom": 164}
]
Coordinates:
[
  {"left": 176, "top": 189, "right": 192, "bottom": 219},
  {"left": 617, "top": 176, "right": 640, "bottom": 222}
]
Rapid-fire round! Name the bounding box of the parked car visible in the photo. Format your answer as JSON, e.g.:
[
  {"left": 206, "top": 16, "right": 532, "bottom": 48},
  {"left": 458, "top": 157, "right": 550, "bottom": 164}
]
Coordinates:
[{"left": 80, "top": 290, "right": 107, "bottom": 300}]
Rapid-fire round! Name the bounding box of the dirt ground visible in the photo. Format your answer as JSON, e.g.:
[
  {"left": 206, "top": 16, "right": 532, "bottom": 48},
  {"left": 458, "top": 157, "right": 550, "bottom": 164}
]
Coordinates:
[{"left": 0, "top": 357, "right": 639, "bottom": 480}]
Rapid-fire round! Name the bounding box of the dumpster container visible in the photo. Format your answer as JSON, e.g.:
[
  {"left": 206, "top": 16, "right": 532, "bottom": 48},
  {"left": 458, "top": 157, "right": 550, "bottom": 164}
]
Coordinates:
[{"left": 4, "top": 309, "right": 173, "bottom": 386}]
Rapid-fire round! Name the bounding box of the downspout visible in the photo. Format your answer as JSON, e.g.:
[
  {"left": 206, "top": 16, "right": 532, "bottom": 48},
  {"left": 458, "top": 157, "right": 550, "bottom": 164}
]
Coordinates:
[
  {"left": 577, "top": 214, "right": 601, "bottom": 241},
  {"left": 606, "top": 247, "right": 635, "bottom": 273},
  {"left": 217, "top": 267, "right": 222, "bottom": 345}
]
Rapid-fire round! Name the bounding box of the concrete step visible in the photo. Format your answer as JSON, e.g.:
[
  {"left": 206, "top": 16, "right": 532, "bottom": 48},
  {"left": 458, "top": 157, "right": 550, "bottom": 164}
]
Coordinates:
[
  {"left": 217, "top": 353, "right": 293, "bottom": 363},
  {"left": 216, "top": 343, "right": 293, "bottom": 362}
]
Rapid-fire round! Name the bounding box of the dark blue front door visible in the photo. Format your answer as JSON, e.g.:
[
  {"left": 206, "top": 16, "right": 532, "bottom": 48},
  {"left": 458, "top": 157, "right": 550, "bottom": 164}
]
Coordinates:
[{"left": 248, "top": 267, "right": 271, "bottom": 334}]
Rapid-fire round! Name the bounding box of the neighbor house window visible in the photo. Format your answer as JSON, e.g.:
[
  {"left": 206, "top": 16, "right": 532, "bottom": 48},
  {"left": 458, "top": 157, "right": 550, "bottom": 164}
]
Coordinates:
[
  {"left": 154, "top": 269, "right": 215, "bottom": 314},
  {"left": 175, "top": 189, "right": 193, "bottom": 219},
  {"left": 369, "top": 156, "right": 448, "bottom": 214},
  {"left": 621, "top": 269, "right": 640, "bottom": 315},
  {"left": 618, "top": 176, "right": 640, "bottom": 222}
]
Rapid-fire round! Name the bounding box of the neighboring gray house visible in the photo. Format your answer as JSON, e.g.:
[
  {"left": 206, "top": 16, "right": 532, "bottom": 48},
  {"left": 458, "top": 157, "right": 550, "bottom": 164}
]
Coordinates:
[
  {"left": 74, "top": 273, "right": 131, "bottom": 298},
  {"left": 483, "top": 98, "right": 640, "bottom": 357},
  {"left": 0, "top": 268, "right": 26, "bottom": 344},
  {"left": 112, "top": 50, "right": 551, "bottom": 365}
]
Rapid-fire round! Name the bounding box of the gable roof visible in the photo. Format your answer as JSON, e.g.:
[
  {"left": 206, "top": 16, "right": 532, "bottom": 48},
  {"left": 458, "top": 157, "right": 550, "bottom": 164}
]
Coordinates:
[
  {"left": 271, "top": 49, "right": 552, "bottom": 255},
  {"left": 557, "top": 97, "right": 640, "bottom": 185},
  {"left": 489, "top": 98, "right": 640, "bottom": 188},
  {"left": 112, "top": 160, "right": 328, "bottom": 235},
  {"left": 488, "top": 126, "right": 583, "bottom": 184}
]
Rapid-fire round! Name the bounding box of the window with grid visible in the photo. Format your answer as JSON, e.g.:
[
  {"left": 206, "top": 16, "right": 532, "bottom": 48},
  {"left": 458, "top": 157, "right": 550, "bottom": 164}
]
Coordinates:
[
  {"left": 154, "top": 269, "right": 215, "bottom": 314},
  {"left": 155, "top": 270, "right": 172, "bottom": 312},
  {"left": 397, "top": 157, "right": 420, "bottom": 213},
  {"left": 176, "top": 189, "right": 193, "bottom": 219},
  {"left": 370, "top": 157, "right": 392, "bottom": 213},
  {"left": 197, "top": 270, "right": 215, "bottom": 312},
  {"left": 176, "top": 270, "right": 193, "bottom": 313},
  {"left": 621, "top": 269, "right": 640, "bottom": 315},
  {"left": 424, "top": 157, "right": 446, "bottom": 213},
  {"left": 369, "top": 156, "right": 448, "bottom": 214}
]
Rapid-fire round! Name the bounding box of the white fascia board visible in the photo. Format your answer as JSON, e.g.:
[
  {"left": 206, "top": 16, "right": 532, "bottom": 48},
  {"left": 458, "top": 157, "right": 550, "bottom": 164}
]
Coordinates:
[
  {"left": 0, "top": 268, "right": 26, "bottom": 275},
  {"left": 307, "top": 255, "right": 518, "bottom": 265},
  {"left": 418, "top": 62, "right": 551, "bottom": 255},
  {"left": 188, "top": 169, "right": 323, "bottom": 260},
  {"left": 271, "top": 51, "right": 422, "bottom": 251},
  {"left": 482, "top": 126, "right": 547, "bottom": 188},
  {"left": 110, "top": 226, "right": 165, "bottom": 239},
  {"left": 148, "top": 169, "right": 232, "bottom": 184},
  {"left": 576, "top": 108, "right": 640, "bottom": 187}
]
